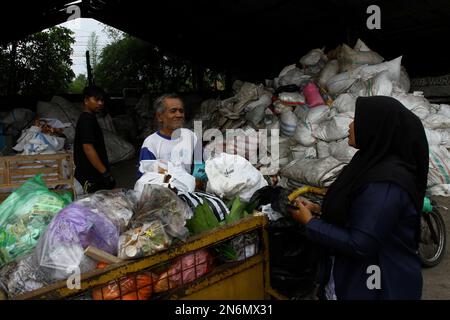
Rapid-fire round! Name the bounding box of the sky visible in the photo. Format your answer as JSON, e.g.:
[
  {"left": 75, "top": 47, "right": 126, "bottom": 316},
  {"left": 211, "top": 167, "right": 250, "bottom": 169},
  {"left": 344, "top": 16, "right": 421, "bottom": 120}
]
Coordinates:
[{"left": 56, "top": 18, "right": 115, "bottom": 76}]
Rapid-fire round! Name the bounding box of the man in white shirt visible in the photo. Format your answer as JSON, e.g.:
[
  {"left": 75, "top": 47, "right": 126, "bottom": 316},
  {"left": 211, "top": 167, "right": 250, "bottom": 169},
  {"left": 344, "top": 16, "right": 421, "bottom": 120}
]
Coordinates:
[{"left": 137, "top": 93, "right": 198, "bottom": 178}]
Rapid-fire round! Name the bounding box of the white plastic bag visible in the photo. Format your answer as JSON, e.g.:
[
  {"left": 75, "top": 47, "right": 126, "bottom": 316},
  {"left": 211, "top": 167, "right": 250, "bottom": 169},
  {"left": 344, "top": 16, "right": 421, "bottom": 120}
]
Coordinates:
[{"left": 205, "top": 153, "right": 268, "bottom": 202}]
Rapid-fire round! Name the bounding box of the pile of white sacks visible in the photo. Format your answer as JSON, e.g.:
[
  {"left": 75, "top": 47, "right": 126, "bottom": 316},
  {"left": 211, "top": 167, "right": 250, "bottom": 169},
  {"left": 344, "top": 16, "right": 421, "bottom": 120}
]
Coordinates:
[{"left": 199, "top": 39, "right": 450, "bottom": 196}]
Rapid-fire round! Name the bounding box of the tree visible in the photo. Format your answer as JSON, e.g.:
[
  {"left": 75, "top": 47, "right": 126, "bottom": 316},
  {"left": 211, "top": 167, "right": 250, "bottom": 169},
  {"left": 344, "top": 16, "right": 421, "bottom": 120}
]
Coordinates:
[
  {"left": 102, "top": 25, "right": 125, "bottom": 43},
  {"left": 68, "top": 73, "right": 87, "bottom": 94},
  {"left": 94, "top": 35, "right": 196, "bottom": 94},
  {"left": 0, "top": 26, "right": 75, "bottom": 96},
  {"left": 87, "top": 32, "right": 100, "bottom": 71}
]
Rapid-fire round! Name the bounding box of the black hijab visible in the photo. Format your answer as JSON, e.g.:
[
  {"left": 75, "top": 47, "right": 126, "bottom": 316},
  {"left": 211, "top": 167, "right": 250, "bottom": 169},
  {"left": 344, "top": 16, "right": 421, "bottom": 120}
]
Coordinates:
[{"left": 320, "top": 96, "right": 429, "bottom": 227}]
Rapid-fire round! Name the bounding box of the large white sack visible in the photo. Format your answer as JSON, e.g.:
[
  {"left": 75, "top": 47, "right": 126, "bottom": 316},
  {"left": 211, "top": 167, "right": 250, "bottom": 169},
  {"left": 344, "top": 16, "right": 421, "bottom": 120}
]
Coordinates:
[
  {"left": 353, "top": 39, "right": 372, "bottom": 52},
  {"left": 423, "top": 114, "right": 450, "bottom": 130},
  {"left": 332, "top": 93, "right": 356, "bottom": 113},
  {"left": 244, "top": 93, "right": 272, "bottom": 113},
  {"left": 313, "top": 116, "right": 352, "bottom": 142},
  {"left": 425, "top": 128, "right": 445, "bottom": 146},
  {"left": 280, "top": 109, "right": 298, "bottom": 137},
  {"left": 290, "top": 144, "right": 317, "bottom": 160},
  {"left": 428, "top": 146, "right": 450, "bottom": 187},
  {"left": 438, "top": 104, "right": 450, "bottom": 118},
  {"left": 293, "top": 122, "right": 317, "bottom": 147},
  {"left": 425, "top": 129, "right": 450, "bottom": 148},
  {"left": 392, "top": 92, "right": 431, "bottom": 120},
  {"left": 349, "top": 70, "right": 393, "bottom": 97},
  {"left": 103, "top": 129, "right": 135, "bottom": 164},
  {"left": 278, "top": 64, "right": 297, "bottom": 77},
  {"left": 316, "top": 140, "right": 330, "bottom": 158},
  {"left": 338, "top": 43, "right": 384, "bottom": 72},
  {"left": 326, "top": 66, "right": 363, "bottom": 95},
  {"left": 357, "top": 56, "right": 402, "bottom": 82},
  {"left": 306, "top": 105, "right": 330, "bottom": 124},
  {"left": 436, "top": 129, "right": 450, "bottom": 148},
  {"left": 279, "top": 68, "right": 311, "bottom": 87},
  {"left": 293, "top": 104, "right": 309, "bottom": 122},
  {"left": 394, "top": 67, "right": 411, "bottom": 93},
  {"left": 300, "top": 48, "right": 327, "bottom": 66},
  {"left": 329, "top": 139, "right": 357, "bottom": 163},
  {"left": 205, "top": 153, "right": 268, "bottom": 202},
  {"left": 280, "top": 156, "right": 346, "bottom": 187},
  {"left": 318, "top": 60, "right": 340, "bottom": 88}
]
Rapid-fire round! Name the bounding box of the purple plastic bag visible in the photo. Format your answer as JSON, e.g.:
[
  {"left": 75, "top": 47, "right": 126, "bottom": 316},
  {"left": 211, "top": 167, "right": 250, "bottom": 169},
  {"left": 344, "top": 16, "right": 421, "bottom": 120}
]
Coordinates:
[
  {"left": 45, "top": 203, "right": 119, "bottom": 254},
  {"left": 35, "top": 203, "right": 119, "bottom": 281}
]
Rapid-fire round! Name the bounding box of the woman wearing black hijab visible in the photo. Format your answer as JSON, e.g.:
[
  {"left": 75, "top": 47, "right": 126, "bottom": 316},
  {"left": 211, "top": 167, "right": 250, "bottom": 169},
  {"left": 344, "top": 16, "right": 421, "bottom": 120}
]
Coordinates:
[{"left": 289, "top": 96, "right": 429, "bottom": 300}]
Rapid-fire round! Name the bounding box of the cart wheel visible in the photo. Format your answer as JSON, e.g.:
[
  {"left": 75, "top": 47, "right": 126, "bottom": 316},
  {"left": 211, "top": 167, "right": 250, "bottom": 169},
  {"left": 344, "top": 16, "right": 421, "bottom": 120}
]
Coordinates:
[{"left": 419, "top": 208, "right": 446, "bottom": 268}]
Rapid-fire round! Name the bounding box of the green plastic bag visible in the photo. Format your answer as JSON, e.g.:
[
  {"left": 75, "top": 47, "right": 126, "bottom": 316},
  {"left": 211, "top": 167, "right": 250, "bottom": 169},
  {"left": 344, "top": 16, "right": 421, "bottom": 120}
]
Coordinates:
[{"left": 0, "top": 174, "right": 72, "bottom": 267}]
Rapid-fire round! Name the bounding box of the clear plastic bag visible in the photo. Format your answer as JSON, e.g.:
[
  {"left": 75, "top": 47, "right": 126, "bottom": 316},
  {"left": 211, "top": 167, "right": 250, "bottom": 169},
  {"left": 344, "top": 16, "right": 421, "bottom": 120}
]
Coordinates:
[
  {"left": 76, "top": 189, "right": 136, "bottom": 232},
  {"left": 134, "top": 185, "right": 191, "bottom": 241},
  {"left": 0, "top": 174, "right": 72, "bottom": 267},
  {"left": 35, "top": 203, "right": 119, "bottom": 281},
  {"left": 118, "top": 220, "right": 172, "bottom": 260},
  {"left": 0, "top": 253, "right": 51, "bottom": 298}
]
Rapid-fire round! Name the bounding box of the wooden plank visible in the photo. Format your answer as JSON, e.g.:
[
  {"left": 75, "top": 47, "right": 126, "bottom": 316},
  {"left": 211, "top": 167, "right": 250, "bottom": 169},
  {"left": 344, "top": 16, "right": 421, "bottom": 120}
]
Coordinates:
[
  {"left": 10, "top": 167, "right": 58, "bottom": 176},
  {"left": 3, "top": 153, "right": 71, "bottom": 162}
]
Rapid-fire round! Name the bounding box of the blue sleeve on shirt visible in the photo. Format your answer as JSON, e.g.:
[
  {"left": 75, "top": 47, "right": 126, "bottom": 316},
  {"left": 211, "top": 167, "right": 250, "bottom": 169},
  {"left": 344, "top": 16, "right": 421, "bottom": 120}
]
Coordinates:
[
  {"left": 137, "top": 147, "right": 156, "bottom": 178},
  {"left": 305, "top": 182, "right": 410, "bottom": 260}
]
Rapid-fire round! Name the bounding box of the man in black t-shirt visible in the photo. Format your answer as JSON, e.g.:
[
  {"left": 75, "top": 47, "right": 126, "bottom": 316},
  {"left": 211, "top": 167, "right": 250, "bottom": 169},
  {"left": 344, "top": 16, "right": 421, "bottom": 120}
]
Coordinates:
[{"left": 74, "top": 86, "right": 116, "bottom": 193}]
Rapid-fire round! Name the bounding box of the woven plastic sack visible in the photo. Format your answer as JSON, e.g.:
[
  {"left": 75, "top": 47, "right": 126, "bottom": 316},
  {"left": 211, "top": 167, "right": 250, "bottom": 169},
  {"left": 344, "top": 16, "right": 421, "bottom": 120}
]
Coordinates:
[{"left": 280, "top": 156, "right": 346, "bottom": 187}]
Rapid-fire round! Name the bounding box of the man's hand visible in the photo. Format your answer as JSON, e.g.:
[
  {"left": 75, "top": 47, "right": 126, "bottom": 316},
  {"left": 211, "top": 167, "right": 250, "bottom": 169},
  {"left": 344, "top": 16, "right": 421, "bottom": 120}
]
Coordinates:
[{"left": 101, "top": 170, "right": 116, "bottom": 189}]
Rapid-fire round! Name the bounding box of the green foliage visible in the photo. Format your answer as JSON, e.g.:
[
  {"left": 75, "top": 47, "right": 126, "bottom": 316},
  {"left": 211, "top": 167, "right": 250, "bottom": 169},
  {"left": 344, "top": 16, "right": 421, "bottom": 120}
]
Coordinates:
[
  {"left": 185, "top": 199, "right": 222, "bottom": 236},
  {"left": 226, "top": 196, "right": 249, "bottom": 224},
  {"left": 0, "top": 26, "right": 75, "bottom": 96},
  {"left": 68, "top": 73, "right": 87, "bottom": 94},
  {"left": 94, "top": 36, "right": 195, "bottom": 94}
]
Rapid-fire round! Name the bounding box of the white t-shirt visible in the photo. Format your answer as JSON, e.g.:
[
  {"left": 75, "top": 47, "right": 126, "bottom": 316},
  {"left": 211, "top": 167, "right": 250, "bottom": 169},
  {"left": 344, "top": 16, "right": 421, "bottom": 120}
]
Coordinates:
[{"left": 138, "top": 128, "right": 198, "bottom": 176}]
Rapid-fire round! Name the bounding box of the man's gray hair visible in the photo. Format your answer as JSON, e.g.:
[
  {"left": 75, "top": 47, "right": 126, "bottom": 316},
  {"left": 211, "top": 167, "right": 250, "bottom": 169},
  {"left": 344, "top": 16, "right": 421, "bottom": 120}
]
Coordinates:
[{"left": 153, "top": 93, "right": 182, "bottom": 114}]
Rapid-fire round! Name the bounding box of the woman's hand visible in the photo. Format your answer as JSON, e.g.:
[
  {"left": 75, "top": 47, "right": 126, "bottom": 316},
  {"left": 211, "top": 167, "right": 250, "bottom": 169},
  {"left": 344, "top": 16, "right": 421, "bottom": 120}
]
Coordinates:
[
  {"left": 295, "top": 196, "right": 321, "bottom": 214},
  {"left": 288, "top": 200, "right": 314, "bottom": 225}
]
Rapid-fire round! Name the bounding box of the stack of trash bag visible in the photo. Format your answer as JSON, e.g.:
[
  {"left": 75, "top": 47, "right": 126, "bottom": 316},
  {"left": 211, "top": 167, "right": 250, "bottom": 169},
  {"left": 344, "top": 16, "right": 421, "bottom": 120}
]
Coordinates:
[{"left": 195, "top": 38, "right": 450, "bottom": 197}]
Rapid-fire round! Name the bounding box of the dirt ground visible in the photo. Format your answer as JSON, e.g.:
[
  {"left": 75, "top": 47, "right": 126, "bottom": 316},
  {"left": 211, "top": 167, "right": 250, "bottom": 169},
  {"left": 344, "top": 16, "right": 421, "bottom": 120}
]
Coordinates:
[{"left": 111, "top": 159, "right": 450, "bottom": 300}]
